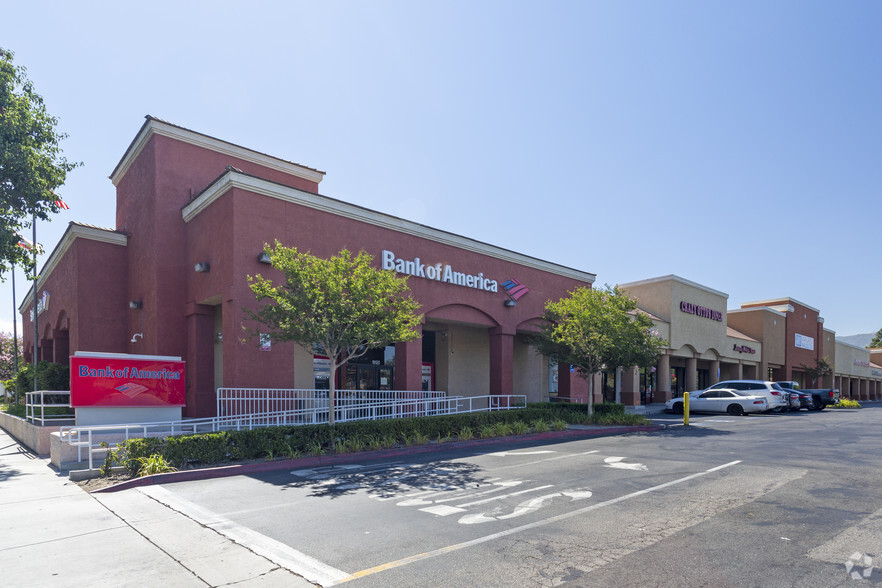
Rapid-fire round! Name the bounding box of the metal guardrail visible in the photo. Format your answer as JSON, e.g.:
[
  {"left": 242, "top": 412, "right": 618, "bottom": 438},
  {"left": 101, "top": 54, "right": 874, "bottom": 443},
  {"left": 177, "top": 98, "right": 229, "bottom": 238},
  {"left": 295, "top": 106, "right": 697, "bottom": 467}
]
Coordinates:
[
  {"left": 217, "top": 388, "right": 449, "bottom": 418},
  {"left": 25, "top": 391, "right": 75, "bottom": 424},
  {"left": 61, "top": 392, "right": 527, "bottom": 470}
]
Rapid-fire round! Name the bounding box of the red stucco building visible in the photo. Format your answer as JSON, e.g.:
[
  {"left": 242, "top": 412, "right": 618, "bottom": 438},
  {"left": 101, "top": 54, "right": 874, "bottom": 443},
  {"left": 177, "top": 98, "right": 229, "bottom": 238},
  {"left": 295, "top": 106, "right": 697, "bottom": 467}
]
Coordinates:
[{"left": 21, "top": 117, "right": 596, "bottom": 416}]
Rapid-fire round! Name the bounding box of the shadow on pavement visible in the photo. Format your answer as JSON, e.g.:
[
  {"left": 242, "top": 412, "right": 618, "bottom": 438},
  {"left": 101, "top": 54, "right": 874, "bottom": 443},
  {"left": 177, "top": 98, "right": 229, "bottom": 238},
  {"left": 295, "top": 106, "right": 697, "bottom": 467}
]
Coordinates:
[{"left": 280, "top": 460, "right": 485, "bottom": 499}]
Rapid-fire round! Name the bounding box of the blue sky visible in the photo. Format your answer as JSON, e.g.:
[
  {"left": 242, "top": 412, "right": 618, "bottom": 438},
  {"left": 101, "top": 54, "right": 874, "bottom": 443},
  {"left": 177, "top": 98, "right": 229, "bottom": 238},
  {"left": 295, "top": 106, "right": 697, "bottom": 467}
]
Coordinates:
[{"left": 1, "top": 1, "right": 880, "bottom": 338}]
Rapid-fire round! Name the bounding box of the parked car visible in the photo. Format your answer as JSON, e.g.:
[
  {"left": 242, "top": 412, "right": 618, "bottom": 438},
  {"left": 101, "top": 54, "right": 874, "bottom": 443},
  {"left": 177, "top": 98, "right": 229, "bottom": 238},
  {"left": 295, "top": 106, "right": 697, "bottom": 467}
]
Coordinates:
[
  {"left": 701, "top": 380, "right": 790, "bottom": 413},
  {"left": 784, "top": 389, "right": 804, "bottom": 411},
  {"left": 774, "top": 381, "right": 840, "bottom": 411},
  {"left": 665, "top": 388, "right": 769, "bottom": 416}
]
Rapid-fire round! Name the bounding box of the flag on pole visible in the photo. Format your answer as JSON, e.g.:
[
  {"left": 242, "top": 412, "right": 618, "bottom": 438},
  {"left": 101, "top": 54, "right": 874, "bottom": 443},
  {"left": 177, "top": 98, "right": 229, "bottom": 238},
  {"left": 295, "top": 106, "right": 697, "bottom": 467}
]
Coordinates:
[
  {"left": 55, "top": 197, "right": 70, "bottom": 210},
  {"left": 16, "top": 234, "right": 33, "bottom": 250}
]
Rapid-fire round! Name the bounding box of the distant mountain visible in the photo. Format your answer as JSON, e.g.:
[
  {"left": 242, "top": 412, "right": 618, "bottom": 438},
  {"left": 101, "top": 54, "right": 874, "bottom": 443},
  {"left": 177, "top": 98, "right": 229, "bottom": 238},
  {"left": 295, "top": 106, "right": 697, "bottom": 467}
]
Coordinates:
[{"left": 839, "top": 333, "right": 874, "bottom": 348}]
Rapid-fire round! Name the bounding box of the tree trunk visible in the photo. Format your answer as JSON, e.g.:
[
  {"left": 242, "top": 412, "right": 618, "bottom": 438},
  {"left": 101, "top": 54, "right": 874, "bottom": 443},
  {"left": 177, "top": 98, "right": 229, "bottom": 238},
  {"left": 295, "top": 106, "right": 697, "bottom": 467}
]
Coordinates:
[
  {"left": 327, "top": 356, "right": 337, "bottom": 426},
  {"left": 587, "top": 372, "right": 595, "bottom": 417}
]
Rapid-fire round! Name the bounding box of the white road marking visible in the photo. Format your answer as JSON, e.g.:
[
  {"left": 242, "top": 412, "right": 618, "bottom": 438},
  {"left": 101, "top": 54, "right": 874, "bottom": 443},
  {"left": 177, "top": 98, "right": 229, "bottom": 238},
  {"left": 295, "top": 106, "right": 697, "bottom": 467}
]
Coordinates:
[
  {"left": 459, "top": 487, "right": 594, "bottom": 524},
  {"left": 420, "top": 505, "right": 468, "bottom": 517},
  {"left": 455, "top": 485, "right": 555, "bottom": 508},
  {"left": 336, "top": 460, "right": 743, "bottom": 584},
  {"left": 396, "top": 480, "right": 523, "bottom": 507},
  {"left": 488, "top": 450, "right": 556, "bottom": 457},
  {"left": 139, "top": 485, "right": 349, "bottom": 586},
  {"left": 488, "top": 450, "right": 599, "bottom": 472},
  {"left": 603, "top": 456, "right": 648, "bottom": 471}
]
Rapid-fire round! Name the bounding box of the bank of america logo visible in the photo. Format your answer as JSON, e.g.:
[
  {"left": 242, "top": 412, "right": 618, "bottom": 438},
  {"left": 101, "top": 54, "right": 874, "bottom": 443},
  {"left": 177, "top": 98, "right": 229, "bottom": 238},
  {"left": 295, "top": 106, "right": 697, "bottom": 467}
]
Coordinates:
[
  {"left": 116, "top": 382, "right": 149, "bottom": 398},
  {"left": 502, "top": 279, "right": 530, "bottom": 300}
]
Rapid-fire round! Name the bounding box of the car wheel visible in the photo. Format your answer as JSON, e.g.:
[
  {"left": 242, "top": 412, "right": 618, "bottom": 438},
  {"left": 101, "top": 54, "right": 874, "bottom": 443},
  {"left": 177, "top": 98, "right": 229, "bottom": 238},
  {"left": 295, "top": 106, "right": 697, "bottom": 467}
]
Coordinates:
[
  {"left": 727, "top": 404, "right": 744, "bottom": 416},
  {"left": 771, "top": 406, "right": 784, "bottom": 413},
  {"left": 672, "top": 403, "right": 683, "bottom": 415},
  {"left": 811, "top": 398, "right": 823, "bottom": 411}
]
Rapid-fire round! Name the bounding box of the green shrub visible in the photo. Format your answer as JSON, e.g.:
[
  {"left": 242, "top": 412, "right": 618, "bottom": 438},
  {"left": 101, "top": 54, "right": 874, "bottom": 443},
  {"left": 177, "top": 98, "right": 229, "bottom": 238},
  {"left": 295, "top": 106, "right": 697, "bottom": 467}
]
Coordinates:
[
  {"left": 15, "top": 361, "right": 70, "bottom": 393},
  {"left": 136, "top": 454, "right": 177, "bottom": 477},
  {"left": 830, "top": 398, "right": 862, "bottom": 409},
  {"left": 593, "top": 403, "right": 626, "bottom": 416},
  {"left": 511, "top": 421, "right": 530, "bottom": 435},
  {"left": 107, "top": 403, "right": 652, "bottom": 475},
  {"left": 532, "top": 419, "right": 550, "bottom": 433}
]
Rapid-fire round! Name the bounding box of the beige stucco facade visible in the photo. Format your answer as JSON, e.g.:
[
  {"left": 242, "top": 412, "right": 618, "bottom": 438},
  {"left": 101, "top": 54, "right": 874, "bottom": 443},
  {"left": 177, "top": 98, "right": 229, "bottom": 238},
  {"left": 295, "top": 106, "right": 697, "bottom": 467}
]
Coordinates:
[
  {"left": 619, "top": 275, "right": 762, "bottom": 402},
  {"left": 834, "top": 341, "right": 881, "bottom": 401}
]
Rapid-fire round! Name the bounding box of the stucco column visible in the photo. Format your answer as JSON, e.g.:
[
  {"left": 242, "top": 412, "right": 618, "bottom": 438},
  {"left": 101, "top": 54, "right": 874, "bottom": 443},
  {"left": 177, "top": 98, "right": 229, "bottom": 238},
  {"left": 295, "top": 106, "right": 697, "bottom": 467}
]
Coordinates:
[
  {"left": 395, "top": 324, "right": 423, "bottom": 392},
  {"left": 710, "top": 360, "right": 720, "bottom": 385},
  {"left": 489, "top": 327, "right": 515, "bottom": 397},
  {"left": 558, "top": 364, "right": 589, "bottom": 403},
  {"left": 657, "top": 353, "right": 671, "bottom": 401},
  {"left": 620, "top": 366, "right": 639, "bottom": 406},
  {"left": 736, "top": 361, "right": 744, "bottom": 379},
  {"left": 185, "top": 303, "right": 215, "bottom": 418},
  {"left": 686, "top": 357, "right": 698, "bottom": 392}
]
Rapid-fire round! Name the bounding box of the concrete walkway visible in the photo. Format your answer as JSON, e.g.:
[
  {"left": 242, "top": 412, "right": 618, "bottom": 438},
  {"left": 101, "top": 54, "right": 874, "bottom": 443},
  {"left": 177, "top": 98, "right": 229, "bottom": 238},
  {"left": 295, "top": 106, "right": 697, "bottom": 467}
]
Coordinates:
[{"left": 0, "top": 427, "right": 315, "bottom": 587}]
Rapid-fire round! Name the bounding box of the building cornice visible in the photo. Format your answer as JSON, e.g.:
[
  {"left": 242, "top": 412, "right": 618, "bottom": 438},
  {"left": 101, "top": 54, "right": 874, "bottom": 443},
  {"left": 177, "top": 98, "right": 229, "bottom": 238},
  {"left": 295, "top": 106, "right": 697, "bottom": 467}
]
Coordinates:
[
  {"left": 182, "top": 170, "right": 596, "bottom": 283},
  {"left": 19, "top": 223, "right": 127, "bottom": 313},
  {"left": 618, "top": 274, "right": 728, "bottom": 299},
  {"left": 741, "top": 297, "right": 820, "bottom": 314},
  {"left": 727, "top": 306, "right": 788, "bottom": 318},
  {"left": 110, "top": 116, "right": 326, "bottom": 187}
]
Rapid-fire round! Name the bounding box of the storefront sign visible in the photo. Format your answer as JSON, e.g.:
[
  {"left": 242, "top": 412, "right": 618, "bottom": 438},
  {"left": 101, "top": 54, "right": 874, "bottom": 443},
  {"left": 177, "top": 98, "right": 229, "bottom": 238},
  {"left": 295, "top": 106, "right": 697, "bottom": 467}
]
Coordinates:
[
  {"left": 795, "top": 333, "right": 814, "bottom": 351},
  {"left": 854, "top": 359, "right": 871, "bottom": 368},
  {"left": 733, "top": 344, "right": 756, "bottom": 355},
  {"left": 382, "top": 250, "right": 498, "bottom": 292},
  {"left": 679, "top": 301, "right": 722, "bottom": 322},
  {"left": 70, "top": 355, "right": 185, "bottom": 407}
]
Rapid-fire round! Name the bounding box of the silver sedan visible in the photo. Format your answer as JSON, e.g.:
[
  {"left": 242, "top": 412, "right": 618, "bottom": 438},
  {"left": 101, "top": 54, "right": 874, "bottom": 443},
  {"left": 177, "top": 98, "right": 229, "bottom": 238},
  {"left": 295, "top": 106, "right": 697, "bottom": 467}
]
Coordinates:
[{"left": 666, "top": 389, "right": 769, "bottom": 416}]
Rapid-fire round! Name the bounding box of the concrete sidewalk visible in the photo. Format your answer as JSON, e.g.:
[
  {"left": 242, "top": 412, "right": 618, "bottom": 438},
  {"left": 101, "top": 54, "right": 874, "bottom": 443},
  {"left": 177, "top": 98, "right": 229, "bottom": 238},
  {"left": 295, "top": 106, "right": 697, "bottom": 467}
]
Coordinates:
[{"left": 0, "top": 427, "right": 315, "bottom": 587}]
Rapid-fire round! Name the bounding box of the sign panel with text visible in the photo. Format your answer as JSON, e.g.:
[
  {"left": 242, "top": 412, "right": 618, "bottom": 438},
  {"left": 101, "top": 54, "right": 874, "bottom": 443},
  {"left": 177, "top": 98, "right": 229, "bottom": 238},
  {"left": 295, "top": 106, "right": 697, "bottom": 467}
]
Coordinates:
[{"left": 70, "top": 355, "right": 186, "bottom": 407}]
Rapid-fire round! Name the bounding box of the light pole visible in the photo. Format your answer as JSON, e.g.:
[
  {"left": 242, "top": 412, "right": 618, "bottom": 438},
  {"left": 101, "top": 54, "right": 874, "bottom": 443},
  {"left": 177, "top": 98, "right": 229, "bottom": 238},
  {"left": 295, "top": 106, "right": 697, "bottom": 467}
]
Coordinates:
[
  {"left": 32, "top": 209, "right": 37, "bottom": 394},
  {"left": 11, "top": 264, "right": 18, "bottom": 402}
]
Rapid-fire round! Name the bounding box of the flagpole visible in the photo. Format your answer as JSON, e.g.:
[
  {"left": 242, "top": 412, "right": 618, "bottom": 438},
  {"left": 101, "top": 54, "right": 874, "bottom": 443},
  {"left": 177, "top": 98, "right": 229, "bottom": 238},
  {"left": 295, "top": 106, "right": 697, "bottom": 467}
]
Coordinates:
[
  {"left": 32, "top": 209, "right": 37, "bottom": 394},
  {"left": 12, "top": 265, "right": 19, "bottom": 401}
]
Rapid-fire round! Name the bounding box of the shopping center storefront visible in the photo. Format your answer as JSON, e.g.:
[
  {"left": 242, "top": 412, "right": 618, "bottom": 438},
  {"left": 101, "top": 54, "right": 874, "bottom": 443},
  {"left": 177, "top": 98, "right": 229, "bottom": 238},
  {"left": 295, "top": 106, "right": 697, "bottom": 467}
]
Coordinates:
[
  {"left": 618, "top": 275, "right": 762, "bottom": 403},
  {"left": 20, "top": 117, "right": 596, "bottom": 417}
]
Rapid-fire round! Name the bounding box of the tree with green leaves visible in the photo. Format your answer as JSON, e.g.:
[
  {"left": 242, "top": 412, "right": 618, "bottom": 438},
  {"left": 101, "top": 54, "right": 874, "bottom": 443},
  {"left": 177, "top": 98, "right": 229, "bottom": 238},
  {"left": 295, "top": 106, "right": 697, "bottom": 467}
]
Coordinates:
[
  {"left": 801, "top": 357, "right": 834, "bottom": 387},
  {"left": 246, "top": 244, "right": 422, "bottom": 425},
  {"left": 530, "top": 285, "right": 666, "bottom": 415},
  {"left": 869, "top": 328, "right": 882, "bottom": 349},
  {"left": 1, "top": 47, "right": 79, "bottom": 275}
]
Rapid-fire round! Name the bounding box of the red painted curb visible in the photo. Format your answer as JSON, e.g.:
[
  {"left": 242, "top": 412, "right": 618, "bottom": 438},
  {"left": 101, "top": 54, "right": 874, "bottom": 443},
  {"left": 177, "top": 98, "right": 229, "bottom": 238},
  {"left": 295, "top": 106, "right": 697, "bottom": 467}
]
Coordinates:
[{"left": 94, "top": 424, "right": 663, "bottom": 493}]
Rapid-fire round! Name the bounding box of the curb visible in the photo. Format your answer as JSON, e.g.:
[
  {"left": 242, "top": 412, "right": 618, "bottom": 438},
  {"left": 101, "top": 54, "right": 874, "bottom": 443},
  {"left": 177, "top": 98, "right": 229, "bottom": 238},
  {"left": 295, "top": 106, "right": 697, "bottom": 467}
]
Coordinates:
[{"left": 94, "top": 424, "right": 663, "bottom": 493}]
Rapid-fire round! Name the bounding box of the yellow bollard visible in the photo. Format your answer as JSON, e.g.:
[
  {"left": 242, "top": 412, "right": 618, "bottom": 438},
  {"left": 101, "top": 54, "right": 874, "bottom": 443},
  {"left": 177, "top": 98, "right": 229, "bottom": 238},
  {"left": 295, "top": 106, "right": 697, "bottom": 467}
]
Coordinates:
[{"left": 683, "top": 392, "right": 690, "bottom": 426}]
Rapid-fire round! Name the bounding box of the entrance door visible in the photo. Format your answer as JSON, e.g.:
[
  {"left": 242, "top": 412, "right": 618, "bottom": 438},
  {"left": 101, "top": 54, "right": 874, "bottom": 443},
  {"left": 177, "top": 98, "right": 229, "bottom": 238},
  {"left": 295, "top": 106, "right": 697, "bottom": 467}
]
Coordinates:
[{"left": 345, "top": 364, "right": 395, "bottom": 390}]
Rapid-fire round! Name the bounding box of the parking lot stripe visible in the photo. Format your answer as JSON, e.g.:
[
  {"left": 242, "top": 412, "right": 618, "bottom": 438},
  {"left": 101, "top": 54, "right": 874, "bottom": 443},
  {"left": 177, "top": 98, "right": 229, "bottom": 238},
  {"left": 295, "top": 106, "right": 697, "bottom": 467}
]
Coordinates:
[{"left": 335, "top": 460, "right": 743, "bottom": 584}]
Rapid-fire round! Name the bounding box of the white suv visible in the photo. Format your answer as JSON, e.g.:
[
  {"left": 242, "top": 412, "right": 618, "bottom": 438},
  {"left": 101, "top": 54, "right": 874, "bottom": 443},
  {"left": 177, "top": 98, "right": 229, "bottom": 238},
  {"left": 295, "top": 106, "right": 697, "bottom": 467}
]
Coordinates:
[{"left": 700, "top": 380, "right": 789, "bottom": 413}]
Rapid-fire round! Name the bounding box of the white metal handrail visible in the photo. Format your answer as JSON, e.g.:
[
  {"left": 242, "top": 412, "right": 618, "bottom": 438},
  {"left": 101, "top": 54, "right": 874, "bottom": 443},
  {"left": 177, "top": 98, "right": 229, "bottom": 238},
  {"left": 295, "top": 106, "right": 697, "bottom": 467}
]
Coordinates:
[
  {"left": 25, "top": 390, "right": 75, "bottom": 424},
  {"left": 217, "top": 388, "right": 448, "bottom": 418},
  {"left": 61, "top": 393, "right": 526, "bottom": 470}
]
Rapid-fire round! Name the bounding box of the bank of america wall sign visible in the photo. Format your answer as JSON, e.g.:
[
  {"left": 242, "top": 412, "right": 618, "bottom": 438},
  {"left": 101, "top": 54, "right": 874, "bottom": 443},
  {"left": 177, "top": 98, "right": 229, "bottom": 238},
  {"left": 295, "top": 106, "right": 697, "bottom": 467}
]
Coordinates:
[{"left": 503, "top": 279, "right": 530, "bottom": 301}]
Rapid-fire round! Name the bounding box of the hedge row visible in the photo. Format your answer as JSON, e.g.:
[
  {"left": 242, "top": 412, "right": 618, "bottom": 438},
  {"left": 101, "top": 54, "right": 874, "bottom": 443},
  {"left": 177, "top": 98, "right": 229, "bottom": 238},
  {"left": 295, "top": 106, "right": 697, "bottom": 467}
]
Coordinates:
[{"left": 109, "top": 403, "right": 647, "bottom": 476}]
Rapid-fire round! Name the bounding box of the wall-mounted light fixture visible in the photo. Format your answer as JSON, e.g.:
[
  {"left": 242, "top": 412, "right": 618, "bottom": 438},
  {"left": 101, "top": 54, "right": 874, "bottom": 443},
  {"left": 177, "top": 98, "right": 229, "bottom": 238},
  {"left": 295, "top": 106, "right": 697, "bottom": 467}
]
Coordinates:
[
  {"left": 257, "top": 252, "right": 271, "bottom": 264},
  {"left": 216, "top": 332, "right": 223, "bottom": 343},
  {"left": 129, "top": 300, "right": 143, "bottom": 309},
  {"left": 131, "top": 333, "right": 144, "bottom": 343},
  {"left": 504, "top": 299, "right": 517, "bottom": 307},
  {"left": 194, "top": 262, "right": 210, "bottom": 273}
]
